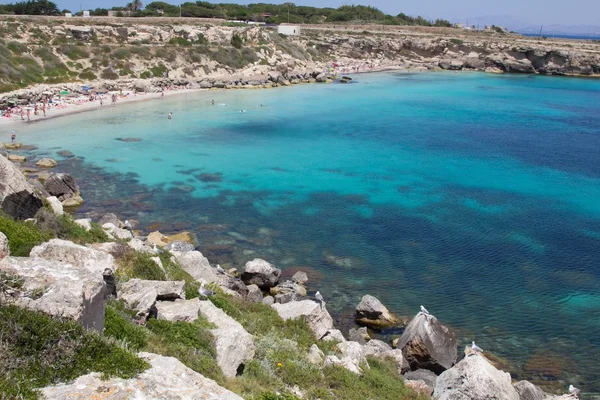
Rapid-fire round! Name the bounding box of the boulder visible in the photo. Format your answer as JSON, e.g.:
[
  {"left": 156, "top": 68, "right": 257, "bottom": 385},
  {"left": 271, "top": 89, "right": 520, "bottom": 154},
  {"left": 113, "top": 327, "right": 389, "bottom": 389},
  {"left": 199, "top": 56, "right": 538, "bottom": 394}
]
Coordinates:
[
  {"left": 404, "top": 369, "right": 438, "bottom": 390},
  {"left": 74, "top": 218, "right": 92, "bottom": 231},
  {"left": 513, "top": 381, "right": 549, "bottom": 400},
  {"left": 0, "top": 232, "right": 9, "bottom": 260},
  {"left": 36, "top": 158, "right": 58, "bottom": 168},
  {"left": 349, "top": 327, "right": 370, "bottom": 344},
  {"left": 128, "top": 238, "right": 155, "bottom": 254},
  {"left": 246, "top": 284, "right": 263, "bottom": 303},
  {"left": 197, "top": 300, "right": 255, "bottom": 377},
  {"left": 68, "top": 25, "right": 94, "bottom": 40},
  {"left": 323, "top": 354, "right": 363, "bottom": 374},
  {"left": 308, "top": 344, "right": 324, "bottom": 365},
  {"left": 396, "top": 312, "right": 457, "bottom": 374},
  {"left": 322, "top": 329, "right": 346, "bottom": 343},
  {"left": 433, "top": 354, "right": 519, "bottom": 400},
  {"left": 0, "top": 256, "right": 105, "bottom": 331},
  {"left": 4, "top": 142, "right": 22, "bottom": 150},
  {"left": 262, "top": 295, "right": 275, "bottom": 305},
  {"left": 45, "top": 196, "right": 63, "bottom": 216},
  {"left": 405, "top": 380, "right": 434, "bottom": 397},
  {"left": 156, "top": 299, "right": 201, "bottom": 322},
  {"left": 355, "top": 294, "right": 400, "bottom": 328},
  {"left": 30, "top": 239, "right": 116, "bottom": 274},
  {"left": 0, "top": 154, "right": 43, "bottom": 219},
  {"left": 291, "top": 270, "right": 308, "bottom": 285},
  {"left": 271, "top": 300, "right": 333, "bottom": 339},
  {"left": 241, "top": 258, "right": 281, "bottom": 289},
  {"left": 61, "top": 195, "right": 84, "bottom": 207},
  {"left": 119, "top": 279, "right": 186, "bottom": 318},
  {"left": 337, "top": 341, "right": 368, "bottom": 367},
  {"left": 174, "top": 251, "right": 220, "bottom": 284},
  {"left": 42, "top": 352, "right": 244, "bottom": 400},
  {"left": 103, "top": 223, "right": 133, "bottom": 240},
  {"left": 7, "top": 154, "right": 25, "bottom": 162},
  {"left": 363, "top": 339, "right": 392, "bottom": 356},
  {"left": 218, "top": 275, "right": 249, "bottom": 298},
  {"left": 98, "top": 212, "right": 119, "bottom": 226},
  {"left": 38, "top": 173, "right": 68, "bottom": 195}
]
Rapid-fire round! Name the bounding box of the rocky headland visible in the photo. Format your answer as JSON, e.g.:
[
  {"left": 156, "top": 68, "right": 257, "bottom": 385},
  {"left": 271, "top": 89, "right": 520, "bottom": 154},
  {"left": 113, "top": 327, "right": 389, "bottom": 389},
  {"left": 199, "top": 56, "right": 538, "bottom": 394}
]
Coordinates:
[
  {"left": 1, "top": 16, "right": 599, "bottom": 108},
  {"left": 0, "top": 149, "right": 586, "bottom": 398}
]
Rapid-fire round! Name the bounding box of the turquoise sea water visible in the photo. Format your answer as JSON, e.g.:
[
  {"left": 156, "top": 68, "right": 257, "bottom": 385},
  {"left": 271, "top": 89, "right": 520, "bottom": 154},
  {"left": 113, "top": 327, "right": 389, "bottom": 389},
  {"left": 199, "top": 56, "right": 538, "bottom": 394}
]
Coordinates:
[{"left": 11, "top": 72, "right": 600, "bottom": 394}]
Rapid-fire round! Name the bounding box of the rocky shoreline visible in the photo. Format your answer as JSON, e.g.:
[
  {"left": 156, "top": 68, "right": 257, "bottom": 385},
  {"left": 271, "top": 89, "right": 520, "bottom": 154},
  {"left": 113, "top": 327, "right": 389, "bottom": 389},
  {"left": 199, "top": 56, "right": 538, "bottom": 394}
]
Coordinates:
[{"left": 0, "top": 152, "right": 586, "bottom": 399}]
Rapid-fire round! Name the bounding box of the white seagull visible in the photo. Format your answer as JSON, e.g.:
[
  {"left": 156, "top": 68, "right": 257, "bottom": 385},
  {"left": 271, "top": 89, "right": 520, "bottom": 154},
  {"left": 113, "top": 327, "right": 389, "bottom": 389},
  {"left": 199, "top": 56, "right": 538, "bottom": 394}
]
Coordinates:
[
  {"left": 420, "top": 305, "right": 430, "bottom": 315},
  {"left": 568, "top": 385, "right": 581, "bottom": 397},
  {"left": 471, "top": 341, "right": 483, "bottom": 353},
  {"left": 216, "top": 264, "right": 226, "bottom": 275},
  {"left": 199, "top": 283, "right": 215, "bottom": 298},
  {"left": 153, "top": 243, "right": 158, "bottom": 253},
  {"left": 123, "top": 220, "right": 133, "bottom": 232},
  {"left": 315, "top": 291, "right": 325, "bottom": 309}
]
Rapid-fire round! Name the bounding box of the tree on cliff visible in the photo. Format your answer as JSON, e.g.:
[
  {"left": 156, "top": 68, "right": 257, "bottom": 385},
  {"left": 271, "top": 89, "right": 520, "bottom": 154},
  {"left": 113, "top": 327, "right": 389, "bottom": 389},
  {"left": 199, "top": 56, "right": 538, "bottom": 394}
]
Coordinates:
[
  {"left": 9, "top": 0, "right": 60, "bottom": 15},
  {"left": 126, "top": 0, "right": 143, "bottom": 12}
]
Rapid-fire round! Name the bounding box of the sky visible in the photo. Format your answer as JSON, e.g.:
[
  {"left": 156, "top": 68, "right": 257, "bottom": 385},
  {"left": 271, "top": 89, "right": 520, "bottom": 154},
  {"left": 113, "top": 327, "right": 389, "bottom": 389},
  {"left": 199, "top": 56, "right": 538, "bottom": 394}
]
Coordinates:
[{"left": 2, "top": 0, "right": 599, "bottom": 28}]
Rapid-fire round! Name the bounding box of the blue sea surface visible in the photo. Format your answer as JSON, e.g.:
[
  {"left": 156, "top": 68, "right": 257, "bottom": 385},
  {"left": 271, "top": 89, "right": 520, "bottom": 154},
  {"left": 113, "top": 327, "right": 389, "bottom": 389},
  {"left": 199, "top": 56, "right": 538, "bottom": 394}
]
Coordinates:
[{"left": 12, "top": 72, "right": 600, "bottom": 394}]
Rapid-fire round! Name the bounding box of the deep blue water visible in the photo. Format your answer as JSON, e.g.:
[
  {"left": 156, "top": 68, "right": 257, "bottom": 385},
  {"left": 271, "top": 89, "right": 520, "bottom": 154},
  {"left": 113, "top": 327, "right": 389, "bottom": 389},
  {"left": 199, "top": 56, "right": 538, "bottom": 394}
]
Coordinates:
[
  {"left": 10, "top": 72, "right": 600, "bottom": 395},
  {"left": 522, "top": 32, "right": 600, "bottom": 40}
]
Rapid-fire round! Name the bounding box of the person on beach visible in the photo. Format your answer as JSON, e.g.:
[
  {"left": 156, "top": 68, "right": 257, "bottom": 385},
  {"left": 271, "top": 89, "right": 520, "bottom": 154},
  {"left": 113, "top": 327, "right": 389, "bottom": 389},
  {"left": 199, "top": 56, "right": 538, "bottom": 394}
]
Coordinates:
[
  {"left": 26, "top": 108, "right": 30, "bottom": 121},
  {"left": 100, "top": 96, "right": 103, "bottom": 106},
  {"left": 161, "top": 91, "right": 164, "bottom": 98},
  {"left": 42, "top": 103, "right": 46, "bottom": 117},
  {"left": 168, "top": 112, "right": 172, "bottom": 119},
  {"left": 20, "top": 108, "right": 24, "bottom": 120},
  {"left": 34, "top": 104, "right": 38, "bottom": 116},
  {"left": 11, "top": 131, "right": 16, "bottom": 143}
]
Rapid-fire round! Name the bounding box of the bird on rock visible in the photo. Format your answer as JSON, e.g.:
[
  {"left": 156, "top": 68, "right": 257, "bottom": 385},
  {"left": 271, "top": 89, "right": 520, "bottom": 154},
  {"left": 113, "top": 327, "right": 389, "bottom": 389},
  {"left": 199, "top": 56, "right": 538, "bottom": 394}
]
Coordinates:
[
  {"left": 199, "top": 283, "right": 215, "bottom": 298},
  {"left": 420, "top": 305, "right": 430, "bottom": 315},
  {"left": 123, "top": 220, "right": 133, "bottom": 232},
  {"left": 216, "top": 264, "right": 226, "bottom": 275},
  {"left": 315, "top": 291, "right": 325, "bottom": 310},
  {"left": 568, "top": 385, "right": 581, "bottom": 398},
  {"left": 471, "top": 341, "right": 483, "bottom": 353}
]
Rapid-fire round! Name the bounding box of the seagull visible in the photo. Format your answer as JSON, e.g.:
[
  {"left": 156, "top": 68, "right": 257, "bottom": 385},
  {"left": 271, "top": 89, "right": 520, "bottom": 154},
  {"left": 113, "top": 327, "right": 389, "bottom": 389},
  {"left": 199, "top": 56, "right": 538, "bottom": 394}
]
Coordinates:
[
  {"left": 199, "top": 283, "right": 215, "bottom": 298},
  {"left": 216, "top": 264, "right": 226, "bottom": 275},
  {"left": 315, "top": 291, "right": 325, "bottom": 310},
  {"left": 471, "top": 341, "right": 483, "bottom": 353},
  {"left": 569, "top": 385, "right": 581, "bottom": 398},
  {"left": 420, "top": 305, "right": 430, "bottom": 315},
  {"left": 153, "top": 244, "right": 158, "bottom": 253},
  {"left": 123, "top": 220, "right": 133, "bottom": 232}
]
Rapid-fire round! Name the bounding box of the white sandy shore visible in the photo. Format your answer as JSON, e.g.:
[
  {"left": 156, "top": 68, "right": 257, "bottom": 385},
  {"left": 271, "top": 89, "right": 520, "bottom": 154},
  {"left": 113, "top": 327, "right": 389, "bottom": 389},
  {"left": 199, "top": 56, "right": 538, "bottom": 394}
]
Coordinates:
[{"left": 0, "top": 88, "right": 207, "bottom": 129}]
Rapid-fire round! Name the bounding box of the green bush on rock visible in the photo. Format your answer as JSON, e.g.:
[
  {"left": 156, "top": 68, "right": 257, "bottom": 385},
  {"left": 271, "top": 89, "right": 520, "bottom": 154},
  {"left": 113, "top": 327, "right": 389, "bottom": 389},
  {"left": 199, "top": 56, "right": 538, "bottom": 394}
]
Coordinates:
[{"left": 0, "top": 213, "right": 52, "bottom": 256}]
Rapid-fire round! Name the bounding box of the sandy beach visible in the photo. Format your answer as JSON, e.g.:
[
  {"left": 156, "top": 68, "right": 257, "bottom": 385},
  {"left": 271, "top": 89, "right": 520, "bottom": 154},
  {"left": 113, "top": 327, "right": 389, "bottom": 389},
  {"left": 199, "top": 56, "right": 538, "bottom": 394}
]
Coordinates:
[{"left": 0, "top": 87, "right": 207, "bottom": 129}]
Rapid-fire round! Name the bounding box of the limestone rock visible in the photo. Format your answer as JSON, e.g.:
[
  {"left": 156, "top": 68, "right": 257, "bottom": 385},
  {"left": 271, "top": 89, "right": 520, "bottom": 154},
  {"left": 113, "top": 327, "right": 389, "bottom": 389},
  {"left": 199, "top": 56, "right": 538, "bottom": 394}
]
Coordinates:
[
  {"left": 262, "top": 295, "right": 275, "bottom": 305},
  {"left": 156, "top": 299, "right": 201, "bottom": 322},
  {"left": 338, "top": 341, "right": 368, "bottom": 366},
  {"left": 128, "top": 238, "right": 155, "bottom": 254},
  {"left": 0, "top": 154, "right": 43, "bottom": 219},
  {"left": 433, "top": 354, "right": 519, "bottom": 400},
  {"left": 405, "top": 380, "right": 434, "bottom": 397},
  {"left": 271, "top": 300, "right": 333, "bottom": 339},
  {"left": 513, "top": 380, "right": 549, "bottom": 400},
  {"left": 0, "top": 232, "right": 9, "bottom": 260},
  {"left": 0, "top": 256, "right": 105, "bottom": 331},
  {"left": 119, "top": 279, "right": 186, "bottom": 318},
  {"left": 74, "top": 218, "right": 92, "bottom": 231},
  {"left": 30, "top": 239, "right": 116, "bottom": 274},
  {"left": 174, "top": 250, "right": 220, "bottom": 283},
  {"left": 308, "top": 344, "right": 324, "bottom": 365},
  {"left": 42, "top": 352, "right": 243, "bottom": 400},
  {"left": 396, "top": 312, "right": 457, "bottom": 374},
  {"left": 349, "top": 327, "right": 370, "bottom": 344},
  {"left": 323, "top": 354, "right": 363, "bottom": 374},
  {"left": 45, "top": 196, "right": 63, "bottom": 216},
  {"left": 36, "top": 158, "right": 58, "bottom": 168},
  {"left": 322, "top": 329, "right": 346, "bottom": 343},
  {"left": 7, "top": 154, "right": 25, "bottom": 162},
  {"left": 404, "top": 368, "right": 438, "bottom": 390},
  {"left": 246, "top": 284, "right": 263, "bottom": 303},
  {"left": 355, "top": 294, "right": 400, "bottom": 328},
  {"left": 61, "top": 195, "right": 84, "bottom": 207},
  {"left": 197, "top": 300, "right": 255, "bottom": 377},
  {"left": 241, "top": 258, "right": 281, "bottom": 289},
  {"left": 98, "top": 212, "right": 120, "bottom": 226},
  {"left": 291, "top": 270, "right": 308, "bottom": 285},
  {"left": 43, "top": 173, "right": 79, "bottom": 202},
  {"left": 363, "top": 339, "right": 392, "bottom": 356},
  {"left": 164, "top": 240, "right": 195, "bottom": 252}
]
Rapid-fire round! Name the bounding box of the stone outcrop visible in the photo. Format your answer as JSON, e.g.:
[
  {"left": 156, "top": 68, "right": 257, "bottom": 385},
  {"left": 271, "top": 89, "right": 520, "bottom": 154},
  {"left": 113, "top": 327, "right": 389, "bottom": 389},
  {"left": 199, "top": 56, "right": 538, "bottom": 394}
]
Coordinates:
[
  {"left": 43, "top": 173, "right": 79, "bottom": 201},
  {"left": 197, "top": 300, "right": 255, "bottom": 377},
  {"left": 30, "top": 239, "right": 116, "bottom": 274},
  {"left": 355, "top": 294, "right": 400, "bottom": 328},
  {"left": 174, "top": 250, "right": 220, "bottom": 284},
  {"left": 433, "top": 354, "right": 519, "bottom": 400},
  {"left": 0, "top": 232, "right": 9, "bottom": 260},
  {"left": 404, "top": 368, "right": 438, "bottom": 391},
  {"left": 271, "top": 299, "right": 333, "bottom": 339},
  {"left": 156, "top": 299, "right": 201, "bottom": 322},
  {"left": 0, "top": 256, "right": 105, "bottom": 331},
  {"left": 348, "top": 327, "right": 370, "bottom": 344},
  {"left": 119, "top": 279, "right": 186, "bottom": 318},
  {"left": 396, "top": 312, "right": 457, "bottom": 374},
  {"left": 45, "top": 196, "right": 63, "bottom": 216},
  {"left": 322, "top": 329, "right": 346, "bottom": 343},
  {"left": 0, "top": 154, "right": 43, "bottom": 219},
  {"left": 42, "top": 352, "right": 244, "bottom": 400},
  {"left": 241, "top": 258, "right": 281, "bottom": 289}
]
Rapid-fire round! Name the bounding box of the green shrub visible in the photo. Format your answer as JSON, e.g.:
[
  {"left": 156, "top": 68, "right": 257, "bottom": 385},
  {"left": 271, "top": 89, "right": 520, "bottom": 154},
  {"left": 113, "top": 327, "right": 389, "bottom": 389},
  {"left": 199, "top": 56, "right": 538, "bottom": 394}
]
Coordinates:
[
  {"left": 231, "top": 33, "right": 243, "bottom": 49},
  {"left": 0, "top": 304, "right": 148, "bottom": 399},
  {"left": 449, "top": 38, "right": 464, "bottom": 45},
  {"left": 116, "top": 252, "right": 167, "bottom": 281},
  {"left": 196, "top": 33, "right": 208, "bottom": 45},
  {"left": 0, "top": 214, "right": 52, "bottom": 256},
  {"left": 149, "top": 63, "right": 168, "bottom": 77},
  {"left": 58, "top": 44, "right": 89, "bottom": 60},
  {"left": 6, "top": 40, "right": 28, "bottom": 54},
  {"left": 34, "top": 208, "right": 108, "bottom": 245},
  {"left": 169, "top": 37, "right": 192, "bottom": 47},
  {"left": 104, "top": 302, "right": 148, "bottom": 351},
  {"left": 79, "top": 69, "right": 97, "bottom": 80},
  {"left": 101, "top": 68, "right": 119, "bottom": 80},
  {"left": 113, "top": 48, "right": 131, "bottom": 60}
]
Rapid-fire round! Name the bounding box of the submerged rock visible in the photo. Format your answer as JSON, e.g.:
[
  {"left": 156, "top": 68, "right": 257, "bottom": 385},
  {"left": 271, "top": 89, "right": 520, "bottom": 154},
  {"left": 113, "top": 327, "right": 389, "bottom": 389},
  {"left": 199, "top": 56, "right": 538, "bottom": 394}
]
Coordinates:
[
  {"left": 396, "top": 312, "right": 457, "bottom": 374},
  {"left": 43, "top": 173, "right": 79, "bottom": 201},
  {"left": 36, "top": 158, "right": 58, "bottom": 168},
  {"left": 42, "top": 352, "right": 243, "bottom": 400}
]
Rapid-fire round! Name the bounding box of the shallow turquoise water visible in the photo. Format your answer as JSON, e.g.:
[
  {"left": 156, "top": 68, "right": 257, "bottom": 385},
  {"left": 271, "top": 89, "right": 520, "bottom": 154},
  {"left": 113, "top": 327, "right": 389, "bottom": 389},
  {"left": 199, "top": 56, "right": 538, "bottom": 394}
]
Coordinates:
[{"left": 12, "top": 72, "right": 600, "bottom": 393}]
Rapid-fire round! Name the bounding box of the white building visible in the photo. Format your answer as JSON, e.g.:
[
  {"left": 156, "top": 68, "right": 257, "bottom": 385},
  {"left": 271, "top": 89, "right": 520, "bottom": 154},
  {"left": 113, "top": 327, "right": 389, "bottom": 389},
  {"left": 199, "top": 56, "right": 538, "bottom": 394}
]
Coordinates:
[{"left": 278, "top": 25, "right": 301, "bottom": 36}]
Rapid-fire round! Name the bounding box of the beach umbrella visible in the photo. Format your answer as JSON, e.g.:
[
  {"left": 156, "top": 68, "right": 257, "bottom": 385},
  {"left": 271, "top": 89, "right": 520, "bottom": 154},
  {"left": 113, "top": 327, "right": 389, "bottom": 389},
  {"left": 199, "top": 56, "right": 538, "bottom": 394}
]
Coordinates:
[{"left": 60, "top": 90, "right": 69, "bottom": 95}]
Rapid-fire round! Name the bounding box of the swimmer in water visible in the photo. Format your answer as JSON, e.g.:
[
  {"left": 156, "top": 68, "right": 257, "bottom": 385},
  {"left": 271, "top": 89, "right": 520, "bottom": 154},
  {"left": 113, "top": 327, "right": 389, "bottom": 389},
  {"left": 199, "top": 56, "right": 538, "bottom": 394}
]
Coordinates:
[
  {"left": 211, "top": 99, "right": 215, "bottom": 105},
  {"left": 240, "top": 110, "right": 246, "bottom": 113},
  {"left": 168, "top": 112, "right": 172, "bottom": 119}
]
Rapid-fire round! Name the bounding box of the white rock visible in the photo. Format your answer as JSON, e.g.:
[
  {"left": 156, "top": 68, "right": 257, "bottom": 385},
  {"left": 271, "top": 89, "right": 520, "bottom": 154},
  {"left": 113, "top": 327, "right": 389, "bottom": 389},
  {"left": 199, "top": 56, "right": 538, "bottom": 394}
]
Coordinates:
[
  {"left": 42, "top": 352, "right": 243, "bottom": 399},
  {"left": 128, "top": 238, "right": 155, "bottom": 254},
  {"left": 337, "top": 341, "right": 368, "bottom": 367},
  {"left": 45, "top": 196, "right": 63, "bottom": 216},
  {"left": 308, "top": 344, "right": 324, "bottom": 365},
  {"left": 0, "top": 154, "right": 43, "bottom": 219},
  {"left": 30, "top": 239, "right": 116, "bottom": 274},
  {"left": 0, "top": 232, "right": 9, "bottom": 260},
  {"left": 197, "top": 300, "right": 255, "bottom": 377},
  {"left": 322, "top": 329, "right": 346, "bottom": 343},
  {"left": 156, "top": 299, "right": 201, "bottom": 322},
  {"left": 323, "top": 355, "right": 363, "bottom": 374},
  {"left": 74, "top": 218, "right": 92, "bottom": 231},
  {"left": 119, "top": 279, "right": 186, "bottom": 317},
  {"left": 271, "top": 300, "right": 334, "bottom": 339},
  {"left": 174, "top": 250, "right": 220, "bottom": 283}
]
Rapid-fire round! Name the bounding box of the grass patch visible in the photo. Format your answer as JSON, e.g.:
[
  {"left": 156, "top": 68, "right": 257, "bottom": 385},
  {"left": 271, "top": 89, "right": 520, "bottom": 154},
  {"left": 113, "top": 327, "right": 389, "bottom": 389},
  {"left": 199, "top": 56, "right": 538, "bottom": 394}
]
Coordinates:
[
  {"left": 79, "top": 69, "right": 97, "bottom": 80},
  {"left": 449, "top": 38, "right": 464, "bottom": 45},
  {"left": 0, "top": 304, "right": 148, "bottom": 399},
  {"left": 0, "top": 213, "right": 52, "bottom": 256},
  {"left": 100, "top": 68, "right": 119, "bottom": 80},
  {"left": 58, "top": 44, "right": 89, "bottom": 60},
  {"left": 104, "top": 301, "right": 148, "bottom": 351},
  {"left": 34, "top": 208, "right": 108, "bottom": 245},
  {"left": 115, "top": 251, "right": 167, "bottom": 282},
  {"left": 169, "top": 37, "right": 192, "bottom": 47}
]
